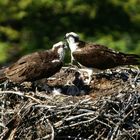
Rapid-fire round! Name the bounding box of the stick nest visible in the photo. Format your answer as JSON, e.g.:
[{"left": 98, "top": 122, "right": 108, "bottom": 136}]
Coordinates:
[{"left": 0, "top": 66, "right": 140, "bottom": 140}]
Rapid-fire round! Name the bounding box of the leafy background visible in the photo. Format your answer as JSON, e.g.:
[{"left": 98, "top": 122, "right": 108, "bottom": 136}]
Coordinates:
[{"left": 0, "top": 0, "right": 140, "bottom": 65}]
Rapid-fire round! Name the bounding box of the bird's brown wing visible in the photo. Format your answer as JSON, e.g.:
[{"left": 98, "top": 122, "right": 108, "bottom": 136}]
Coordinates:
[
  {"left": 0, "top": 68, "right": 7, "bottom": 82},
  {"left": 5, "top": 51, "right": 62, "bottom": 83},
  {"left": 73, "top": 43, "right": 140, "bottom": 70},
  {"left": 5, "top": 53, "right": 41, "bottom": 83}
]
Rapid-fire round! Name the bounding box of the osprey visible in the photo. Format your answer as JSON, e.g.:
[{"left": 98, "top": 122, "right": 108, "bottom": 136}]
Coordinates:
[
  {"left": 65, "top": 32, "right": 140, "bottom": 84},
  {"left": 0, "top": 41, "right": 66, "bottom": 83}
]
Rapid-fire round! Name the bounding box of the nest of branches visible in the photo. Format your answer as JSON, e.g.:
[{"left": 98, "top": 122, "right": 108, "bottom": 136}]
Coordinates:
[{"left": 0, "top": 66, "right": 140, "bottom": 140}]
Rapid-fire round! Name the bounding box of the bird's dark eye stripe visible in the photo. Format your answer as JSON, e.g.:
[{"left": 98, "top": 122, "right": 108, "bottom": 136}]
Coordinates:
[
  {"left": 67, "top": 35, "right": 79, "bottom": 40},
  {"left": 69, "top": 35, "right": 75, "bottom": 38}
]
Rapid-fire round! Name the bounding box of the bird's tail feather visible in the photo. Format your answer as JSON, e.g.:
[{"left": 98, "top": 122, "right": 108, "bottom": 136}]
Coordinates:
[
  {"left": 122, "top": 54, "right": 140, "bottom": 65},
  {"left": 0, "top": 68, "right": 7, "bottom": 83}
]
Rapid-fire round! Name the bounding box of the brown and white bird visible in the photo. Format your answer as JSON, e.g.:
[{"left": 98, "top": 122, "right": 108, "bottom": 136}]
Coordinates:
[
  {"left": 0, "top": 41, "right": 66, "bottom": 83},
  {"left": 65, "top": 32, "right": 140, "bottom": 84}
]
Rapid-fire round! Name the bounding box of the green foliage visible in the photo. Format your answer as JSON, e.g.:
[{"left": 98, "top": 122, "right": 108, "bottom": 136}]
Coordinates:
[
  {"left": 0, "top": 0, "right": 139, "bottom": 64},
  {"left": 0, "top": 42, "right": 9, "bottom": 63}
]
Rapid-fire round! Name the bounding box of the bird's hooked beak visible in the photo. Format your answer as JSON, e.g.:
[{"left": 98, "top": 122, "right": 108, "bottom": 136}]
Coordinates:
[
  {"left": 64, "top": 35, "right": 66, "bottom": 40},
  {"left": 63, "top": 42, "right": 68, "bottom": 49}
]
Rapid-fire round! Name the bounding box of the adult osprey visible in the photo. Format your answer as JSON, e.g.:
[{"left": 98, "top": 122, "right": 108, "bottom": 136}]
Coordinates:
[
  {"left": 65, "top": 32, "right": 140, "bottom": 84},
  {"left": 0, "top": 41, "right": 66, "bottom": 83}
]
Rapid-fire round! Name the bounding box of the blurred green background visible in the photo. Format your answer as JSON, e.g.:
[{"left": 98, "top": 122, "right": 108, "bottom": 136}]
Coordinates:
[{"left": 0, "top": 0, "right": 140, "bottom": 66}]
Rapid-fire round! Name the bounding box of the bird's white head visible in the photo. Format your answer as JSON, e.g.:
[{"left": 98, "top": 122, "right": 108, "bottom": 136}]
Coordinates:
[
  {"left": 52, "top": 41, "right": 67, "bottom": 61},
  {"left": 65, "top": 32, "right": 79, "bottom": 44},
  {"left": 64, "top": 32, "right": 80, "bottom": 52}
]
